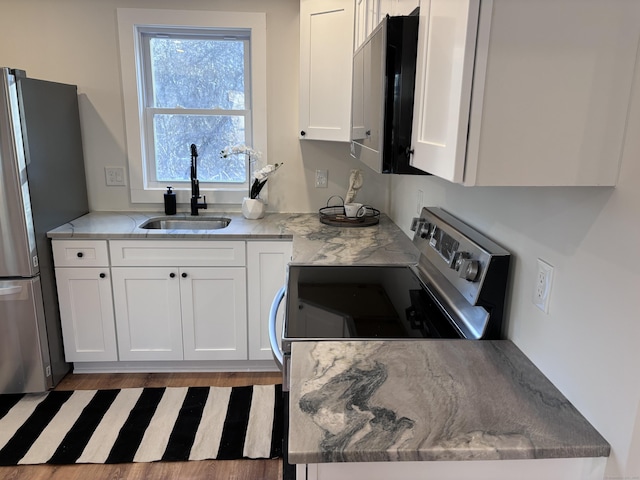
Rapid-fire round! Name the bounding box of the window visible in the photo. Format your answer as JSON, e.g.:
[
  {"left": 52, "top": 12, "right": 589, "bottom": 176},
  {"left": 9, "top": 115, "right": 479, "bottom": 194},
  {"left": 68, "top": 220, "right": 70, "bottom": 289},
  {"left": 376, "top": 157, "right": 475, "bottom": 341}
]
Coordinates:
[
  {"left": 118, "top": 9, "right": 267, "bottom": 204},
  {"left": 142, "top": 30, "right": 250, "bottom": 184}
]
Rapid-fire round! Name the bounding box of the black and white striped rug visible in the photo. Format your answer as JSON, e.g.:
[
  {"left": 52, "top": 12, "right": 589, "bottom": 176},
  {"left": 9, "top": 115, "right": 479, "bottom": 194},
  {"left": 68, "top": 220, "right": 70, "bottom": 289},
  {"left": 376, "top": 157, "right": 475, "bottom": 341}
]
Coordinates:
[{"left": 0, "top": 384, "right": 283, "bottom": 465}]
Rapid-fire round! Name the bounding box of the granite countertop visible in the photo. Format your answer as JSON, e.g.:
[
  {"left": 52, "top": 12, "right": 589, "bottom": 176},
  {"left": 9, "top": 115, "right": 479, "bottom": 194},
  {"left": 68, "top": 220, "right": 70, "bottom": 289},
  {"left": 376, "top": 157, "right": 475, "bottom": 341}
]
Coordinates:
[
  {"left": 289, "top": 340, "right": 610, "bottom": 464},
  {"left": 47, "top": 211, "right": 419, "bottom": 265}
]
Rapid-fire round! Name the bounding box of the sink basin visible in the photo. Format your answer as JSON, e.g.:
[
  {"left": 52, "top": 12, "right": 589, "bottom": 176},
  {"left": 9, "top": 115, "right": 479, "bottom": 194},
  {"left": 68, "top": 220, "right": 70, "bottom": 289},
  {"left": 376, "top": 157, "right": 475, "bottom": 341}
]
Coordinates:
[{"left": 140, "top": 216, "right": 231, "bottom": 230}]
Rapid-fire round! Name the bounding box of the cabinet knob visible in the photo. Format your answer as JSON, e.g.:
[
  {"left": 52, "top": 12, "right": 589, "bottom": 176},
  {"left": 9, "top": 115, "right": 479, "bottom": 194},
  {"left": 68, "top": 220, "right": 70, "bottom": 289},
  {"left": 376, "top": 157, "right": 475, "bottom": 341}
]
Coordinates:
[
  {"left": 181, "top": 272, "right": 188, "bottom": 278},
  {"left": 170, "top": 273, "right": 176, "bottom": 278},
  {"left": 300, "top": 130, "right": 306, "bottom": 136},
  {"left": 99, "top": 273, "right": 106, "bottom": 279},
  {"left": 76, "top": 252, "right": 84, "bottom": 258}
]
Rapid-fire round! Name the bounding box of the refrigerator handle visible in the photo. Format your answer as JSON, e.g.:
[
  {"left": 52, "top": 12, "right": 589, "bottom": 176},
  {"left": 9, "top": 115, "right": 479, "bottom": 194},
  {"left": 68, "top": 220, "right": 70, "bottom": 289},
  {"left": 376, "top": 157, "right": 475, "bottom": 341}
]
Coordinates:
[{"left": 0, "top": 285, "right": 22, "bottom": 297}]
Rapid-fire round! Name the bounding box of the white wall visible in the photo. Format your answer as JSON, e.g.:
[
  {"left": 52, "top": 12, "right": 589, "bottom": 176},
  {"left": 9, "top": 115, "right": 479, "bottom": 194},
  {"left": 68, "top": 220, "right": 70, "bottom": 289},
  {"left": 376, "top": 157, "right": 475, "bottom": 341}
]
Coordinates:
[
  {"left": 0, "top": 0, "right": 388, "bottom": 214},
  {"left": 388, "top": 45, "right": 640, "bottom": 479}
]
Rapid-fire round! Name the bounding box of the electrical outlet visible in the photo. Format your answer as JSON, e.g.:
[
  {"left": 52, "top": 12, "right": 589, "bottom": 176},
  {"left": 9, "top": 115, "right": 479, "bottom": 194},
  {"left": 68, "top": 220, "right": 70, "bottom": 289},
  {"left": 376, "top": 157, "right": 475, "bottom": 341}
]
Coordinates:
[
  {"left": 533, "top": 259, "right": 554, "bottom": 313},
  {"left": 315, "top": 169, "right": 328, "bottom": 188},
  {"left": 105, "top": 167, "right": 126, "bottom": 186}
]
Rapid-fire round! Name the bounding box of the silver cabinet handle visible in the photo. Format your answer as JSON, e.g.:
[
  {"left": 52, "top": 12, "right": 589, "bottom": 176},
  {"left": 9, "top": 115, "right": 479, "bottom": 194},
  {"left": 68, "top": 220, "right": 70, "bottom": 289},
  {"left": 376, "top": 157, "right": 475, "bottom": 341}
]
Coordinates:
[{"left": 269, "top": 285, "right": 286, "bottom": 369}]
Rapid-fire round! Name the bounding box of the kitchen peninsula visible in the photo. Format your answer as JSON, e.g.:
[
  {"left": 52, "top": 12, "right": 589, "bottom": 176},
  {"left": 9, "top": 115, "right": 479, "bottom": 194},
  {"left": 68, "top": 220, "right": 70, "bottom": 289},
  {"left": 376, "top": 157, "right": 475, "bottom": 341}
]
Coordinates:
[{"left": 289, "top": 341, "right": 609, "bottom": 480}]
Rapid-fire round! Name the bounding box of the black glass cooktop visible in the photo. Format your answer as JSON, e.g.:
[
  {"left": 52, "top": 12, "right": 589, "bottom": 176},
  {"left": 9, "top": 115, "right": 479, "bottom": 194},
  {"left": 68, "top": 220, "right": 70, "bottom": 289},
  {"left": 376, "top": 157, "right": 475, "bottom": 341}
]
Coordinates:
[{"left": 284, "top": 265, "right": 461, "bottom": 342}]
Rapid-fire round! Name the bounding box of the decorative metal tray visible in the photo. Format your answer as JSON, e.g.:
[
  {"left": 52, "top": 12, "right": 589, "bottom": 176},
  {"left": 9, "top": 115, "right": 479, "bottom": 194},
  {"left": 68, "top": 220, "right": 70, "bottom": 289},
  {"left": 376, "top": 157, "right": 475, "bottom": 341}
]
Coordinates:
[{"left": 318, "top": 196, "right": 380, "bottom": 227}]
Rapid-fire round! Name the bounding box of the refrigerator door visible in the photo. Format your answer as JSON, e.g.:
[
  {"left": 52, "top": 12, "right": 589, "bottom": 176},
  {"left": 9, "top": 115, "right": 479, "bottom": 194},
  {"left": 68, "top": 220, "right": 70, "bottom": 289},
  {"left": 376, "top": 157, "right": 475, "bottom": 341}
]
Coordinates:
[
  {"left": 0, "top": 278, "right": 52, "bottom": 394},
  {"left": 17, "top": 74, "right": 89, "bottom": 386},
  {"left": 0, "top": 68, "right": 38, "bottom": 278},
  {"left": 18, "top": 75, "right": 90, "bottom": 239}
]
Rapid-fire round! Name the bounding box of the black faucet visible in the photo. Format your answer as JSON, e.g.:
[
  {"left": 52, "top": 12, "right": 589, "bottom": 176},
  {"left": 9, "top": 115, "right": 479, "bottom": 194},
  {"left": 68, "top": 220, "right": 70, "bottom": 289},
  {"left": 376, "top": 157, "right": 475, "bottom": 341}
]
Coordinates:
[{"left": 190, "top": 143, "right": 207, "bottom": 216}]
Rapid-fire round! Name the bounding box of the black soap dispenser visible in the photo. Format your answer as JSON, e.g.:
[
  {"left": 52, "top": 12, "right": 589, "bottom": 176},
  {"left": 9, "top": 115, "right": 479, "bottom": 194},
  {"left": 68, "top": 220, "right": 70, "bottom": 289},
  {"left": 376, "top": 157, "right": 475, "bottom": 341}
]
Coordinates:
[{"left": 164, "top": 186, "right": 176, "bottom": 215}]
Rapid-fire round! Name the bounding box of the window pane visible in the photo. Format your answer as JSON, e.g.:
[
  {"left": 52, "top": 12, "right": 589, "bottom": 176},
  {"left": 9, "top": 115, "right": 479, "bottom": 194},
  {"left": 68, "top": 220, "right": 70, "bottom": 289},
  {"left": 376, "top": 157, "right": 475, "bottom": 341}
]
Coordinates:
[
  {"left": 149, "top": 37, "right": 246, "bottom": 110},
  {"left": 153, "top": 114, "right": 246, "bottom": 183}
]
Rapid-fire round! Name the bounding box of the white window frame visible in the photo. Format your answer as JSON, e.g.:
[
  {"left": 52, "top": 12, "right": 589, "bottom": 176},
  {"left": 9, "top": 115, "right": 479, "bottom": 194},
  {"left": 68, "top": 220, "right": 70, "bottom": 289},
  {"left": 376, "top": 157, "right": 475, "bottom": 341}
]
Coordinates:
[{"left": 117, "top": 8, "right": 267, "bottom": 205}]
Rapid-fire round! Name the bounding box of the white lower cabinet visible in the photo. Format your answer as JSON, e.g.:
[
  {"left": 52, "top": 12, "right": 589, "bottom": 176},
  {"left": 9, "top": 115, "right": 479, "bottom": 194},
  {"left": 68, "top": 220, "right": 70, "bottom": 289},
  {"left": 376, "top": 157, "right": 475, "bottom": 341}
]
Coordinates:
[
  {"left": 55, "top": 267, "right": 117, "bottom": 362},
  {"left": 111, "top": 266, "right": 247, "bottom": 362},
  {"left": 181, "top": 267, "right": 247, "bottom": 361},
  {"left": 111, "top": 267, "right": 183, "bottom": 361},
  {"left": 53, "top": 238, "right": 291, "bottom": 369},
  {"left": 53, "top": 240, "right": 117, "bottom": 362},
  {"left": 247, "top": 241, "right": 292, "bottom": 360},
  {"left": 298, "top": 457, "right": 607, "bottom": 480}
]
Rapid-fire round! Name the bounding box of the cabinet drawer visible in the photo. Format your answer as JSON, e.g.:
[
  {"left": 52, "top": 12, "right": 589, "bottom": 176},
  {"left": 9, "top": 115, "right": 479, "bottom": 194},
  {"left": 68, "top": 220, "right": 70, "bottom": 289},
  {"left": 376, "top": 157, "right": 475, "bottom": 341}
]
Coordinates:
[
  {"left": 109, "top": 240, "right": 246, "bottom": 267},
  {"left": 52, "top": 240, "right": 109, "bottom": 267}
]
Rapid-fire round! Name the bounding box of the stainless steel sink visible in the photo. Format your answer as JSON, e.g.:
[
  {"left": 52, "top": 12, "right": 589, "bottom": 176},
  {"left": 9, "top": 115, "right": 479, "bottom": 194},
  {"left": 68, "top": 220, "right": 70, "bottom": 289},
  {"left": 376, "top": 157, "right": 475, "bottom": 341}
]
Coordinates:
[{"left": 139, "top": 216, "right": 231, "bottom": 230}]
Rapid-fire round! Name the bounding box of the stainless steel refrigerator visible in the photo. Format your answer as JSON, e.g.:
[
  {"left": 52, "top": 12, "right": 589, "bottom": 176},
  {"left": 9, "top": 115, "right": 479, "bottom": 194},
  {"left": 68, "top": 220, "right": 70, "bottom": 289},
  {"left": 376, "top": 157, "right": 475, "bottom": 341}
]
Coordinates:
[{"left": 0, "top": 67, "right": 89, "bottom": 394}]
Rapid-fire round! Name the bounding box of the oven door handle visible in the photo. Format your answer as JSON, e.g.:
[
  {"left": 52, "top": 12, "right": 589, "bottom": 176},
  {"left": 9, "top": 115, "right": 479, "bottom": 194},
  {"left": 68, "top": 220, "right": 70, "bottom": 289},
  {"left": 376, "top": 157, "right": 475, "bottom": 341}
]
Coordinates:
[{"left": 269, "top": 285, "right": 286, "bottom": 369}]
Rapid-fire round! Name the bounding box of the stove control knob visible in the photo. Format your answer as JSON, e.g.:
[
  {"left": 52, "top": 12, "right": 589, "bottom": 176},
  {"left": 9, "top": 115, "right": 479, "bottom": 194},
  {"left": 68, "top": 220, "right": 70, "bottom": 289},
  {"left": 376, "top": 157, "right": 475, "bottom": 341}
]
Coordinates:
[
  {"left": 459, "top": 259, "right": 480, "bottom": 282},
  {"left": 419, "top": 222, "right": 432, "bottom": 239},
  {"left": 453, "top": 251, "right": 471, "bottom": 270},
  {"left": 410, "top": 217, "right": 423, "bottom": 232}
]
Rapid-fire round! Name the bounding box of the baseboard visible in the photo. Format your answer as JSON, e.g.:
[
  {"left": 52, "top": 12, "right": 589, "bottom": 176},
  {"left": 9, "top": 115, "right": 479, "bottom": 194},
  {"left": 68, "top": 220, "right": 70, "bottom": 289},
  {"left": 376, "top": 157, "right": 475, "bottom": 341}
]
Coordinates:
[{"left": 72, "top": 359, "right": 280, "bottom": 374}]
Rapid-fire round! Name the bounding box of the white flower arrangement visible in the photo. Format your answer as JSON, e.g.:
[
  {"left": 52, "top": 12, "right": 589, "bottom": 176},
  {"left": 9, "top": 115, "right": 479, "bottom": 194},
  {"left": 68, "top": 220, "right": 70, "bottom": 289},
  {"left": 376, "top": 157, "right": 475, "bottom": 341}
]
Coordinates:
[
  {"left": 220, "top": 144, "right": 262, "bottom": 160},
  {"left": 220, "top": 144, "right": 283, "bottom": 199}
]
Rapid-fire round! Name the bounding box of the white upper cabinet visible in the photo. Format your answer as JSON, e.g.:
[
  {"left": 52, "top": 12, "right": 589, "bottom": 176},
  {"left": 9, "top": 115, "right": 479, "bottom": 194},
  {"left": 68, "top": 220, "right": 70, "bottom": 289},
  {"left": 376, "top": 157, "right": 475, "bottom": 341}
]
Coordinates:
[
  {"left": 299, "top": 0, "right": 355, "bottom": 141},
  {"left": 410, "top": 0, "right": 478, "bottom": 183},
  {"left": 411, "top": 0, "right": 640, "bottom": 186}
]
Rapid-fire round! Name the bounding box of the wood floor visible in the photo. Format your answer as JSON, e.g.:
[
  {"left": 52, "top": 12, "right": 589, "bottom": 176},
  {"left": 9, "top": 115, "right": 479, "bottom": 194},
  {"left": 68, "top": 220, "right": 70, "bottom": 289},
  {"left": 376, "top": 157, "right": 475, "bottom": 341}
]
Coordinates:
[{"left": 0, "top": 371, "right": 283, "bottom": 480}]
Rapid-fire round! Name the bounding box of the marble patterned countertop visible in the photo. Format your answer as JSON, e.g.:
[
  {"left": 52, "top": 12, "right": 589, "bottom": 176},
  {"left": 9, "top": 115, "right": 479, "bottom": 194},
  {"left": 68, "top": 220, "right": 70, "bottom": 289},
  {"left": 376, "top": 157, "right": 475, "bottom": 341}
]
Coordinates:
[
  {"left": 289, "top": 340, "right": 610, "bottom": 464},
  {"left": 47, "top": 211, "right": 419, "bottom": 265}
]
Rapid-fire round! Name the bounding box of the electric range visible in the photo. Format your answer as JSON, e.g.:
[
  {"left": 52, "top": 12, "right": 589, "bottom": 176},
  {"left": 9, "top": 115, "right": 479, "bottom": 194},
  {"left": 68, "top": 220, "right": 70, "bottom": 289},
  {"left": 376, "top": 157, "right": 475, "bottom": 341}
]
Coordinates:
[{"left": 270, "top": 207, "right": 511, "bottom": 478}]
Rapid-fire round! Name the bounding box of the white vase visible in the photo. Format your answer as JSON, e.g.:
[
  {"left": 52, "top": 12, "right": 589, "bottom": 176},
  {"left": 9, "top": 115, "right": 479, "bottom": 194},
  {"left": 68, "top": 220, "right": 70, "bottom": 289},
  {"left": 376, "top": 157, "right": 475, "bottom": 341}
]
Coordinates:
[{"left": 242, "top": 197, "right": 265, "bottom": 219}]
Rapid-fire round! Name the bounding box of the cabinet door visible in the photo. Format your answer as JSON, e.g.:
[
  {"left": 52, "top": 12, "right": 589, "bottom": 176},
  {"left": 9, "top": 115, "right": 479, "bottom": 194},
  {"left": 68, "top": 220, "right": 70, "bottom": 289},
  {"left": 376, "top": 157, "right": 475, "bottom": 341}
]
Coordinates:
[
  {"left": 111, "top": 267, "right": 183, "bottom": 361},
  {"left": 181, "top": 267, "right": 247, "bottom": 361},
  {"left": 299, "top": 0, "right": 354, "bottom": 141},
  {"left": 410, "top": 0, "right": 480, "bottom": 182},
  {"left": 55, "top": 267, "right": 117, "bottom": 362},
  {"left": 247, "top": 242, "right": 292, "bottom": 361},
  {"left": 351, "top": 40, "right": 367, "bottom": 141},
  {"left": 464, "top": 0, "right": 638, "bottom": 186},
  {"left": 351, "top": 26, "right": 383, "bottom": 172}
]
